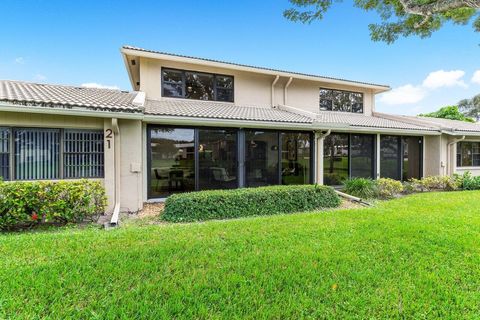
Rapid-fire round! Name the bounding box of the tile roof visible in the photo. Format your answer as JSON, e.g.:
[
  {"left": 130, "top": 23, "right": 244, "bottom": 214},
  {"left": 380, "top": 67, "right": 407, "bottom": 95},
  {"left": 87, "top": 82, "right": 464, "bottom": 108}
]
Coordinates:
[
  {"left": 0, "top": 80, "right": 141, "bottom": 112},
  {"left": 316, "top": 111, "right": 436, "bottom": 131},
  {"left": 375, "top": 113, "right": 480, "bottom": 133},
  {"left": 144, "top": 99, "right": 314, "bottom": 124},
  {"left": 122, "top": 45, "right": 390, "bottom": 89}
]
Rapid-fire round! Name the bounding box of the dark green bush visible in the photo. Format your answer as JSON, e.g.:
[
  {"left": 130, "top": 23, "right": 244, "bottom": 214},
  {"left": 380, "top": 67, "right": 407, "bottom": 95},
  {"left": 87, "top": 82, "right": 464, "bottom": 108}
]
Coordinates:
[
  {"left": 162, "top": 185, "right": 341, "bottom": 222},
  {"left": 461, "top": 172, "right": 480, "bottom": 190},
  {"left": 343, "top": 178, "right": 378, "bottom": 199},
  {"left": 0, "top": 180, "right": 107, "bottom": 230}
]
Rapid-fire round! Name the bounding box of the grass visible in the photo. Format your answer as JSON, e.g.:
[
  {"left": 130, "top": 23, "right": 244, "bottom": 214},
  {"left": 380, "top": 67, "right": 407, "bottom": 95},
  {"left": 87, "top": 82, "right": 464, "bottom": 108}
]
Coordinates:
[{"left": 1, "top": 191, "right": 480, "bottom": 319}]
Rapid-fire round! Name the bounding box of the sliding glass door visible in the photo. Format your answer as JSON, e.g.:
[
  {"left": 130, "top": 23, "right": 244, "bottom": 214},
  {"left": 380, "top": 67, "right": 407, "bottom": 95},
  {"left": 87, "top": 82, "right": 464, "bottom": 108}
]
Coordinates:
[
  {"left": 245, "top": 131, "right": 279, "bottom": 187},
  {"left": 380, "top": 135, "right": 422, "bottom": 181},
  {"left": 323, "top": 133, "right": 375, "bottom": 185},
  {"left": 198, "top": 129, "right": 238, "bottom": 190},
  {"left": 149, "top": 128, "right": 195, "bottom": 198}
]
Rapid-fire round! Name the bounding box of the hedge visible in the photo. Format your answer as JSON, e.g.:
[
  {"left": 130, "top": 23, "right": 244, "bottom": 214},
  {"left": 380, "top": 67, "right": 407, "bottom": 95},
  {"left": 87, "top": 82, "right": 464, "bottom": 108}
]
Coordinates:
[
  {"left": 162, "top": 184, "right": 341, "bottom": 222},
  {"left": 0, "top": 180, "right": 107, "bottom": 230}
]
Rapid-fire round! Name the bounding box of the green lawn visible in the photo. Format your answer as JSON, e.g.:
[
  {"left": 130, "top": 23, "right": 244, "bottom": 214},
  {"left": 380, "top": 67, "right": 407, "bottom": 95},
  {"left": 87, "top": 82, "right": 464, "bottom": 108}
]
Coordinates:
[{"left": 2, "top": 191, "right": 480, "bottom": 319}]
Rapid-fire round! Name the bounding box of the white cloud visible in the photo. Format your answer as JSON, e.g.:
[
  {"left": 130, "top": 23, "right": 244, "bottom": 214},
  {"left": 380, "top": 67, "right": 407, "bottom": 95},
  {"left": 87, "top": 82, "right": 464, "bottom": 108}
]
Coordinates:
[
  {"left": 81, "top": 82, "right": 119, "bottom": 90},
  {"left": 14, "top": 57, "right": 25, "bottom": 64},
  {"left": 422, "top": 70, "right": 467, "bottom": 89},
  {"left": 472, "top": 70, "right": 480, "bottom": 85},
  {"left": 378, "top": 84, "right": 426, "bottom": 105},
  {"left": 34, "top": 74, "right": 47, "bottom": 81}
]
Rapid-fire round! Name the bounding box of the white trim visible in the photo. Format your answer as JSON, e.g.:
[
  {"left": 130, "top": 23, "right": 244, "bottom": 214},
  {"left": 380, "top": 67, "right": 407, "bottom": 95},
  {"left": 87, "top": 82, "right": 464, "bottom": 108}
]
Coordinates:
[
  {"left": 132, "top": 91, "right": 146, "bottom": 107},
  {"left": 277, "top": 104, "right": 317, "bottom": 118}
]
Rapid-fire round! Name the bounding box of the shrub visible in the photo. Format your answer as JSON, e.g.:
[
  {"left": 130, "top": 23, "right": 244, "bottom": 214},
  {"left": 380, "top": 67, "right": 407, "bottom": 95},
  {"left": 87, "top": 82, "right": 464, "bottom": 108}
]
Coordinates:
[
  {"left": 0, "top": 180, "right": 107, "bottom": 230},
  {"left": 461, "top": 172, "right": 480, "bottom": 190},
  {"left": 343, "top": 178, "right": 378, "bottom": 199},
  {"left": 410, "top": 175, "right": 461, "bottom": 192},
  {"left": 162, "top": 185, "right": 341, "bottom": 222},
  {"left": 376, "top": 178, "right": 403, "bottom": 199}
]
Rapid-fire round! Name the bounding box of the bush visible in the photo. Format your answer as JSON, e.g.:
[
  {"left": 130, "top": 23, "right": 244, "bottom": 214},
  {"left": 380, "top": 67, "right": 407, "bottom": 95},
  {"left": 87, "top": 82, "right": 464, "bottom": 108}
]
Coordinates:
[
  {"left": 377, "top": 178, "right": 403, "bottom": 199},
  {"left": 343, "top": 178, "right": 378, "bottom": 199},
  {"left": 461, "top": 172, "right": 480, "bottom": 190},
  {"left": 410, "top": 175, "right": 460, "bottom": 192},
  {"left": 0, "top": 180, "right": 107, "bottom": 230},
  {"left": 162, "top": 185, "right": 341, "bottom": 222}
]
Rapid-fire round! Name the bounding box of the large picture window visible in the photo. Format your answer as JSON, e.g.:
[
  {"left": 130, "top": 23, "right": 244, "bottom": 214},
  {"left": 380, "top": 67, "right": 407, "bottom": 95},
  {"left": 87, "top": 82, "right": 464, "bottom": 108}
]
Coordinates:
[
  {"left": 0, "top": 127, "right": 104, "bottom": 181},
  {"left": 457, "top": 142, "right": 480, "bottom": 167},
  {"left": 162, "top": 68, "right": 234, "bottom": 102},
  {"left": 320, "top": 88, "right": 363, "bottom": 113}
]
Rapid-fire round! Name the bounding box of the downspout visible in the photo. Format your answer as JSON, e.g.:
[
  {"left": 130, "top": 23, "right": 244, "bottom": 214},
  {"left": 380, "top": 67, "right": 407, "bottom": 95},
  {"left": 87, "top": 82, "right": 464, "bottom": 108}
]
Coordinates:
[
  {"left": 447, "top": 135, "right": 465, "bottom": 176},
  {"left": 271, "top": 75, "right": 280, "bottom": 108},
  {"left": 315, "top": 129, "right": 331, "bottom": 185},
  {"left": 110, "top": 118, "right": 121, "bottom": 226},
  {"left": 284, "top": 77, "right": 293, "bottom": 105}
]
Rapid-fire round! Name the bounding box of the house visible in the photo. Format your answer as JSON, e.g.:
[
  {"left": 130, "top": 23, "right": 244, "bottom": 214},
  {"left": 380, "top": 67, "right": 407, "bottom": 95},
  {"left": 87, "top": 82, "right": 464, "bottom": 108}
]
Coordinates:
[{"left": 1, "top": 45, "right": 479, "bottom": 224}]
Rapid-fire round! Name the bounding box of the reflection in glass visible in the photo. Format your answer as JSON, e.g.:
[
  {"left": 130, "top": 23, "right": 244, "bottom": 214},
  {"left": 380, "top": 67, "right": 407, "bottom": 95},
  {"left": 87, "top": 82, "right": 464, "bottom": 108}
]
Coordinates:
[
  {"left": 319, "top": 88, "right": 363, "bottom": 113},
  {"left": 351, "top": 134, "right": 375, "bottom": 179},
  {"left": 323, "top": 134, "right": 349, "bottom": 185},
  {"left": 245, "top": 131, "right": 279, "bottom": 187},
  {"left": 198, "top": 129, "right": 237, "bottom": 190},
  {"left": 185, "top": 72, "right": 214, "bottom": 100},
  {"left": 162, "top": 69, "right": 183, "bottom": 97},
  {"left": 149, "top": 128, "right": 195, "bottom": 198},
  {"left": 281, "top": 132, "right": 311, "bottom": 184},
  {"left": 380, "top": 135, "right": 401, "bottom": 180}
]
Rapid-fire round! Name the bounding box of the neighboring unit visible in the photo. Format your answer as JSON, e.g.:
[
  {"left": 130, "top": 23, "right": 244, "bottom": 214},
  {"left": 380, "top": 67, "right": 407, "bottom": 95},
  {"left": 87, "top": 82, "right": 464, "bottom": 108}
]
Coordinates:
[{"left": 1, "top": 45, "right": 479, "bottom": 220}]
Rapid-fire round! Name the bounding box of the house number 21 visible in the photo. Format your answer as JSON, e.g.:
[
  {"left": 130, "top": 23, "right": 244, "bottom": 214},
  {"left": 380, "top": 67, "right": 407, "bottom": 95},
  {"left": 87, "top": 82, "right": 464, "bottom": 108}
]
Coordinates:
[{"left": 105, "top": 129, "right": 113, "bottom": 149}]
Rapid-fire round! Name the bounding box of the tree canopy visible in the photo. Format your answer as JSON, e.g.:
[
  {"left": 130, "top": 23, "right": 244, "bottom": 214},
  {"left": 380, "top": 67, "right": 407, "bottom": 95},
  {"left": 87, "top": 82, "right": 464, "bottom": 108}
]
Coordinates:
[
  {"left": 419, "top": 105, "right": 475, "bottom": 122},
  {"left": 284, "top": 0, "right": 480, "bottom": 43},
  {"left": 458, "top": 93, "right": 480, "bottom": 121}
]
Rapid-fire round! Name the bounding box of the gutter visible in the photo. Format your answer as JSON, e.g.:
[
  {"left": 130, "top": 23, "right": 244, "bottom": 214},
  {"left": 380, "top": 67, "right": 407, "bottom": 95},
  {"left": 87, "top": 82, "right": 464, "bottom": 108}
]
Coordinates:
[
  {"left": 271, "top": 75, "right": 280, "bottom": 107},
  {"left": 284, "top": 77, "right": 293, "bottom": 105},
  {"left": 110, "top": 118, "right": 121, "bottom": 227}
]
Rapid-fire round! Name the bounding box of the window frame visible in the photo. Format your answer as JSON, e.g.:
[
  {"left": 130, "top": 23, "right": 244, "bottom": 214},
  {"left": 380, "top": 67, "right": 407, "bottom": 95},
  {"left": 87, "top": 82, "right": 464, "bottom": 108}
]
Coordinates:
[
  {"left": 319, "top": 88, "right": 364, "bottom": 114},
  {"left": 161, "top": 67, "right": 235, "bottom": 103},
  {"left": 457, "top": 141, "right": 480, "bottom": 167},
  {"left": 0, "top": 127, "right": 104, "bottom": 181}
]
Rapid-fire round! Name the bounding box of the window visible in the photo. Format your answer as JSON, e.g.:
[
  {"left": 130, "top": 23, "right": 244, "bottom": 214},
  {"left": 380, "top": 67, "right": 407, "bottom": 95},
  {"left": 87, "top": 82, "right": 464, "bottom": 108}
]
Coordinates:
[
  {"left": 245, "top": 131, "right": 279, "bottom": 187},
  {"left": 323, "top": 133, "right": 376, "bottom": 185},
  {"left": 14, "top": 128, "right": 60, "bottom": 180},
  {"left": 319, "top": 88, "right": 363, "bottom": 113},
  {"left": 0, "top": 128, "right": 104, "bottom": 181},
  {"left": 323, "top": 133, "right": 349, "bottom": 185},
  {"left": 350, "top": 134, "right": 375, "bottom": 179},
  {"left": 149, "top": 128, "right": 195, "bottom": 198},
  {"left": 380, "top": 135, "right": 422, "bottom": 181},
  {"left": 457, "top": 142, "right": 480, "bottom": 167},
  {"left": 0, "top": 128, "right": 9, "bottom": 180},
  {"left": 281, "top": 132, "right": 311, "bottom": 185},
  {"left": 64, "top": 130, "right": 104, "bottom": 178},
  {"left": 162, "top": 68, "right": 234, "bottom": 102},
  {"left": 199, "top": 129, "right": 238, "bottom": 190}
]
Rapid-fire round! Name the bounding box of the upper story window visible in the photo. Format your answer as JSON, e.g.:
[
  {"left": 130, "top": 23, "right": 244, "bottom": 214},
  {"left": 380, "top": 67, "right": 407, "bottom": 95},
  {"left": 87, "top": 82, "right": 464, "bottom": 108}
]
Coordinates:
[
  {"left": 162, "top": 68, "right": 234, "bottom": 102},
  {"left": 319, "top": 88, "right": 364, "bottom": 113}
]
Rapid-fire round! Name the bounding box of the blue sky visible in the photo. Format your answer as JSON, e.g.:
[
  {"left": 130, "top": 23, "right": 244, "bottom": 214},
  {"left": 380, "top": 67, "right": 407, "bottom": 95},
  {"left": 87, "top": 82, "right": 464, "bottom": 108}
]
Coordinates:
[{"left": 1, "top": 0, "right": 479, "bottom": 115}]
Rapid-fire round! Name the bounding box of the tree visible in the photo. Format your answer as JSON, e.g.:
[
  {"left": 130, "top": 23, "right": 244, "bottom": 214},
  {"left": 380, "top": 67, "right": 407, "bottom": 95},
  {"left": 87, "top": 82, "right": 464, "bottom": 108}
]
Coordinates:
[
  {"left": 419, "top": 105, "right": 475, "bottom": 122},
  {"left": 458, "top": 93, "right": 480, "bottom": 121},
  {"left": 284, "top": 0, "right": 480, "bottom": 43}
]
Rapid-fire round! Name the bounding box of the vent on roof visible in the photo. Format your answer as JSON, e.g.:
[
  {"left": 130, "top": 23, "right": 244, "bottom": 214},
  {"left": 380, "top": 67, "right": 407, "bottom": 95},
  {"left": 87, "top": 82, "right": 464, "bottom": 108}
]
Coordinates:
[
  {"left": 136, "top": 81, "right": 140, "bottom": 86},
  {"left": 131, "top": 59, "right": 136, "bottom": 66}
]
